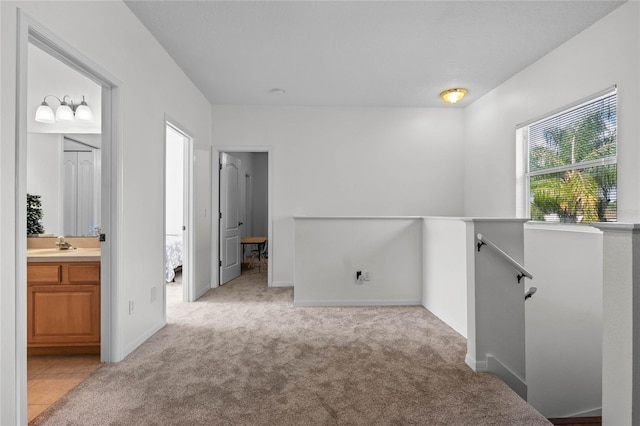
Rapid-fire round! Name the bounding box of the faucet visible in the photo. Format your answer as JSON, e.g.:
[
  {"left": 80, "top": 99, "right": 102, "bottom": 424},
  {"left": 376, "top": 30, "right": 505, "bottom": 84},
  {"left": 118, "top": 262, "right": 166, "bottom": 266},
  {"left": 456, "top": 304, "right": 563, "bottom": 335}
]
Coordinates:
[{"left": 55, "top": 236, "right": 72, "bottom": 250}]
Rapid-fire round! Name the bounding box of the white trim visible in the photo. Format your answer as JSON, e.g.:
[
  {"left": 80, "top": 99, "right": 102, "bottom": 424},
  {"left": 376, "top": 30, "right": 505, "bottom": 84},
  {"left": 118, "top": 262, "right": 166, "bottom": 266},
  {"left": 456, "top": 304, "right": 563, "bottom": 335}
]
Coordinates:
[
  {"left": 465, "top": 354, "right": 488, "bottom": 372},
  {"left": 515, "top": 127, "right": 528, "bottom": 218},
  {"left": 195, "top": 284, "right": 210, "bottom": 300},
  {"left": 524, "top": 221, "right": 603, "bottom": 234},
  {"left": 293, "top": 299, "right": 422, "bottom": 307},
  {"left": 487, "top": 355, "right": 527, "bottom": 400},
  {"left": 465, "top": 354, "right": 527, "bottom": 400},
  {"left": 593, "top": 222, "right": 640, "bottom": 233},
  {"left": 460, "top": 218, "right": 530, "bottom": 223},
  {"left": 294, "top": 216, "right": 424, "bottom": 220},
  {"left": 15, "top": 12, "right": 29, "bottom": 424},
  {"left": 15, "top": 16, "right": 124, "bottom": 426},
  {"left": 214, "top": 146, "right": 274, "bottom": 288},
  {"left": 516, "top": 85, "right": 617, "bottom": 129},
  {"left": 271, "top": 281, "right": 294, "bottom": 288},
  {"left": 568, "top": 408, "right": 603, "bottom": 418},
  {"left": 122, "top": 322, "right": 165, "bottom": 358},
  {"left": 527, "top": 156, "right": 617, "bottom": 177}
]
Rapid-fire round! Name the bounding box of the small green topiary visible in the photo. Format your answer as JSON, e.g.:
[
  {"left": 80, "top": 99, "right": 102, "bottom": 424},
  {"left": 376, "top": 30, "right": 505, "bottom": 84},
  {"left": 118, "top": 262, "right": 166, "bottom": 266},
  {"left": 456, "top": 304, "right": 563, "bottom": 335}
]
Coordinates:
[{"left": 27, "top": 193, "right": 45, "bottom": 236}]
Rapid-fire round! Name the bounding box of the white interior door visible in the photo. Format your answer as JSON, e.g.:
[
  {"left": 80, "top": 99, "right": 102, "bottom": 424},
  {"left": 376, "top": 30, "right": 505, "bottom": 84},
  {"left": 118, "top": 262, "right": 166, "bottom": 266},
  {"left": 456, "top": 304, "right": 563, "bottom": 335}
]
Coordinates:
[
  {"left": 63, "top": 151, "right": 78, "bottom": 235},
  {"left": 76, "top": 151, "right": 95, "bottom": 236},
  {"left": 220, "top": 152, "right": 241, "bottom": 284},
  {"left": 63, "top": 149, "right": 95, "bottom": 236}
]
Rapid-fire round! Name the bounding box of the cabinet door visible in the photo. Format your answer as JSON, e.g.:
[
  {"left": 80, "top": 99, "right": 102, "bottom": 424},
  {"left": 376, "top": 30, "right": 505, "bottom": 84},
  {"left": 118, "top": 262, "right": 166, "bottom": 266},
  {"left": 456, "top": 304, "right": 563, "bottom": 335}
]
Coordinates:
[
  {"left": 27, "top": 284, "right": 100, "bottom": 345},
  {"left": 27, "top": 264, "right": 62, "bottom": 284}
]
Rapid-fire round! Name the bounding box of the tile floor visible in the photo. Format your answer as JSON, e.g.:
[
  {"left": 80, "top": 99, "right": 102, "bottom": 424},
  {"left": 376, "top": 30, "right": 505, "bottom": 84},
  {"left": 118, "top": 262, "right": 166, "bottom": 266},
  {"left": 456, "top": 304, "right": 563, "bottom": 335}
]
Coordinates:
[{"left": 27, "top": 355, "right": 101, "bottom": 423}]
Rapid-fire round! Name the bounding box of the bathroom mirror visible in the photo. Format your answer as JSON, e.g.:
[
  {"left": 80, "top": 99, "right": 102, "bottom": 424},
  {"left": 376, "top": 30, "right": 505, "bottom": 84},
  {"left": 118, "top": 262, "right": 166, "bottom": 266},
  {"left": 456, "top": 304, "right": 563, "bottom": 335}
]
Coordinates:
[
  {"left": 26, "top": 42, "right": 102, "bottom": 237},
  {"left": 27, "top": 134, "right": 101, "bottom": 237}
]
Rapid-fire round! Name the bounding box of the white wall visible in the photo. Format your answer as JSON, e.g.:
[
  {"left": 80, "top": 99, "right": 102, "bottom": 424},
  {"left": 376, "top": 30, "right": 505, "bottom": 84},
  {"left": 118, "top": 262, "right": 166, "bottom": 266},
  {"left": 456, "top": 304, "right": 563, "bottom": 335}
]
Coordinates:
[
  {"left": 592, "top": 223, "right": 640, "bottom": 426},
  {"left": 26, "top": 133, "right": 62, "bottom": 235},
  {"left": 465, "top": 219, "right": 528, "bottom": 399},
  {"left": 524, "top": 224, "right": 603, "bottom": 418},
  {"left": 28, "top": 43, "right": 101, "bottom": 134},
  {"left": 193, "top": 148, "right": 212, "bottom": 299},
  {"left": 294, "top": 217, "right": 422, "bottom": 306},
  {"left": 213, "top": 106, "right": 465, "bottom": 286},
  {"left": 463, "top": 2, "right": 640, "bottom": 221},
  {"left": 422, "top": 217, "right": 468, "bottom": 337},
  {"left": 1, "top": 2, "right": 212, "bottom": 423}
]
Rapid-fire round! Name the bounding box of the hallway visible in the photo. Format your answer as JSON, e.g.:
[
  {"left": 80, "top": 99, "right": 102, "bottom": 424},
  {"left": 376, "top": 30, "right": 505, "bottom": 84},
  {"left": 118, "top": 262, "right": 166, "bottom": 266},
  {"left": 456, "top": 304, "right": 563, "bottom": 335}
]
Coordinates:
[{"left": 31, "top": 265, "right": 547, "bottom": 425}]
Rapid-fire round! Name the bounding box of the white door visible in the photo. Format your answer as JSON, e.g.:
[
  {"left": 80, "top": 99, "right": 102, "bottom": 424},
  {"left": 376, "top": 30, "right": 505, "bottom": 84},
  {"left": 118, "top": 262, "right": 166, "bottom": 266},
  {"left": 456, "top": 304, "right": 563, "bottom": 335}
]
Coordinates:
[
  {"left": 63, "top": 151, "right": 78, "bottom": 235},
  {"left": 63, "top": 150, "right": 95, "bottom": 236},
  {"left": 77, "top": 151, "right": 95, "bottom": 236},
  {"left": 220, "top": 153, "right": 241, "bottom": 284}
]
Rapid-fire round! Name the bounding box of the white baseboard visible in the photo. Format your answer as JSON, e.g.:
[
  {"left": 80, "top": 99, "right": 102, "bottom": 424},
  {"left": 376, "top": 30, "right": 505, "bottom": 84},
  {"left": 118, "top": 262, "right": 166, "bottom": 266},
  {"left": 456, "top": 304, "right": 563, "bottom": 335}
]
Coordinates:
[
  {"left": 123, "top": 321, "right": 165, "bottom": 358},
  {"left": 465, "top": 355, "right": 527, "bottom": 400},
  {"left": 293, "top": 299, "right": 422, "bottom": 307},
  {"left": 568, "top": 407, "right": 602, "bottom": 417},
  {"left": 487, "top": 356, "right": 527, "bottom": 400},
  {"left": 271, "top": 281, "right": 293, "bottom": 287},
  {"left": 465, "top": 354, "right": 487, "bottom": 372},
  {"left": 194, "top": 283, "right": 209, "bottom": 300}
]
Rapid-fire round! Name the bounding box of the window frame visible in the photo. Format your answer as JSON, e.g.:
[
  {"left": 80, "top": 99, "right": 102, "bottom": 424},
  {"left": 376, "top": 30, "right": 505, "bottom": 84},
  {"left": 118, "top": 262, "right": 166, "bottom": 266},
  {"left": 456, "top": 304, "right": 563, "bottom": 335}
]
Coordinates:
[{"left": 516, "top": 87, "right": 618, "bottom": 222}]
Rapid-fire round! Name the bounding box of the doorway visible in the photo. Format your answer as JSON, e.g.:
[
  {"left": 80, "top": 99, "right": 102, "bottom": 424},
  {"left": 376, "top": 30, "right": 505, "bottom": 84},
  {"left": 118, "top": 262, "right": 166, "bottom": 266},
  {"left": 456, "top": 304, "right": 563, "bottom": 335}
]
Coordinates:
[
  {"left": 25, "top": 42, "right": 105, "bottom": 421},
  {"left": 218, "top": 151, "right": 270, "bottom": 286},
  {"left": 164, "top": 122, "right": 194, "bottom": 304},
  {"left": 16, "top": 13, "right": 122, "bottom": 424}
]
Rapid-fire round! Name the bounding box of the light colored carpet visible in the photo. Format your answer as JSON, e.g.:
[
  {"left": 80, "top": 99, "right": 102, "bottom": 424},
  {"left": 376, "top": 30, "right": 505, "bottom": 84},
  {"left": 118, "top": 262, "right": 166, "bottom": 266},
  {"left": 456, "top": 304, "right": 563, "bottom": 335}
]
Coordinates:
[{"left": 32, "top": 267, "right": 550, "bottom": 425}]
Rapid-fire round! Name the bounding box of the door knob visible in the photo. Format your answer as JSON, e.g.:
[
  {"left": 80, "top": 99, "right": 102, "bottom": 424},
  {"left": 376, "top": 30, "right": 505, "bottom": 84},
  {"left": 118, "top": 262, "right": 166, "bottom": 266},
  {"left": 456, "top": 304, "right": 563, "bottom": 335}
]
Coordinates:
[{"left": 239, "top": 222, "right": 244, "bottom": 226}]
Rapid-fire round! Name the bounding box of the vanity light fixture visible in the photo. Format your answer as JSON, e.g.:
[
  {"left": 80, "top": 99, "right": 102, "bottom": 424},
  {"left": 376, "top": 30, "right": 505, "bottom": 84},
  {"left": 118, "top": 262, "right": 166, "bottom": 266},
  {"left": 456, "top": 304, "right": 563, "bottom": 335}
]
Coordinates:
[
  {"left": 439, "top": 88, "right": 468, "bottom": 104},
  {"left": 35, "top": 95, "right": 93, "bottom": 123}
]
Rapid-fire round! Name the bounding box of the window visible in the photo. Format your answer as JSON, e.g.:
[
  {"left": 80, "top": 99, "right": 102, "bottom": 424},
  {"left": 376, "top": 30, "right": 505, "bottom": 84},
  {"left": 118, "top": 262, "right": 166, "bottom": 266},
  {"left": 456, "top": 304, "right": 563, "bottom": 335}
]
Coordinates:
[{"left": 517, "top": 89, "right": 617, "bottom": 223}]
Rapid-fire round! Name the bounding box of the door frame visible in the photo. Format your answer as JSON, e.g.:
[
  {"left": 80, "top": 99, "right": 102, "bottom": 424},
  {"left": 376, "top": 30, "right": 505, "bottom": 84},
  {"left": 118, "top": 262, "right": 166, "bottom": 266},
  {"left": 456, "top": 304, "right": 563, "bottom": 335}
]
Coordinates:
[
  {"left": 15, "top": 10, "right": 123, "bottom": 423},
  {"left": 164, "top": 119, "right": 195, "bottom": 303},
  {"left": 213, "top": 146, "right": 273, "bottom": 288},
  {"left": 245, "top": 172, "right": 253, "bottom": 238}
]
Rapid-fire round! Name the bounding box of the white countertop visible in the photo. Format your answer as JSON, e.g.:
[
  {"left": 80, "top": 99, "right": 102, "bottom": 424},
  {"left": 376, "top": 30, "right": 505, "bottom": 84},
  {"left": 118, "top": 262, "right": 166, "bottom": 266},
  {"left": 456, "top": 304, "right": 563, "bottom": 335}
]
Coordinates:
[{"left": 27, "top": 247, "right": 101, "bottom": 262}]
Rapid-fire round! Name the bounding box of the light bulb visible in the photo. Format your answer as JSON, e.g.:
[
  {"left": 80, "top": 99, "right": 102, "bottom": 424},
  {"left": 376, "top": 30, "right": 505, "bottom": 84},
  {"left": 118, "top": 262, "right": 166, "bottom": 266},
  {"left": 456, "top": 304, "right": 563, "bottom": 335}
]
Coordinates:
[
  {"left": 440, "top": 88, "right": 468, "bottom": 104},
  {"left": 75, "top": 103, "right": 93, "bottom": 121},
  {"left": 35, "top": 102, "right": 55, "bottom": 123},
  {"left": 55, "top": 103, "right": 74, "bottom": 121}
]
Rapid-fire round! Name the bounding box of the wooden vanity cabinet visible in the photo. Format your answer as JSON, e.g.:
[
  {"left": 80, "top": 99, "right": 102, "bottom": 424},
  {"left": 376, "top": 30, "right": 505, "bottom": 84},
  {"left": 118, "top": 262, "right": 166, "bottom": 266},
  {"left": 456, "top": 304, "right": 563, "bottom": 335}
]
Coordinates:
[{"left": 27, "top": 262, "right": 100, "bottom": 354}]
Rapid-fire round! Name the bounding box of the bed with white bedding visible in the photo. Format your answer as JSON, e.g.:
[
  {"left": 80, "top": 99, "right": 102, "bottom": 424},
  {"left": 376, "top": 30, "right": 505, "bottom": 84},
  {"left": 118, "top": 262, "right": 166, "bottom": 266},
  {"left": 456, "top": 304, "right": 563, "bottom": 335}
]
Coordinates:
[{"left": 165, "top": 234, "right": 183, "bottom": 282}]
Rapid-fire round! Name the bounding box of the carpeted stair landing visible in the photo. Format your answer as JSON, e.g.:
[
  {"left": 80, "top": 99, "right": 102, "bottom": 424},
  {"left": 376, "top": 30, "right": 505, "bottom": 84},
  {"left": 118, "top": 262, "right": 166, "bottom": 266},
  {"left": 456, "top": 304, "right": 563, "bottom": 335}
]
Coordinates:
[{"left": 32, "top": 269, "right": 550, "bottom": 425}]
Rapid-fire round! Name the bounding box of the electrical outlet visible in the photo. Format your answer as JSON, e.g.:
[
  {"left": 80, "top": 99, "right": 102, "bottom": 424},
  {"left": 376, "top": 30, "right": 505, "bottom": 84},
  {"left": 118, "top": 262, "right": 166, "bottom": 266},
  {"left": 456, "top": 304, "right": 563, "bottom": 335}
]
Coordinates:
[
  {"left": 129, "top": 300, "right": 135, "bottom": 314},
  {"left": 363, "top": 271, "right": 371, "bottom": 281}
]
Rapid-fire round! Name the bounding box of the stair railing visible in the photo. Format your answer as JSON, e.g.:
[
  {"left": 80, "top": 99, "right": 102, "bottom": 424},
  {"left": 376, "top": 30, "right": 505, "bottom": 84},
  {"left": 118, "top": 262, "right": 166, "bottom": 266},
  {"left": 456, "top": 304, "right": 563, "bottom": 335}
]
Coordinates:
[{"left": 476, "top": 233, "right": 536, "bottom": 300}]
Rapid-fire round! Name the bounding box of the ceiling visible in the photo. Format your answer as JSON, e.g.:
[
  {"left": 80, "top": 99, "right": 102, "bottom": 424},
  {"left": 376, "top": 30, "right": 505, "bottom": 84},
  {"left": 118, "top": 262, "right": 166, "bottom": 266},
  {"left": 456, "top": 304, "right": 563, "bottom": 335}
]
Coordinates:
[{"left": 125, "top": 1, "right": 624, "bottom": 108}]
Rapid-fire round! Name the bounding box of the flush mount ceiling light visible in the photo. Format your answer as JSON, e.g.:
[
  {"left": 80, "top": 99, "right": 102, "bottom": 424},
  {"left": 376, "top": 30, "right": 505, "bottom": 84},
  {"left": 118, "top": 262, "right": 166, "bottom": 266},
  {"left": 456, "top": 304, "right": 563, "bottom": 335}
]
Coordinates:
[
  {"left": 35, "top": 95, "right": 93, "bottom": 124},
  {"left": 269, "top": 88, "right": 286, "bottom": 95},
  {"left": 439, "top": 88, "right": 468, "bottom": 104}
]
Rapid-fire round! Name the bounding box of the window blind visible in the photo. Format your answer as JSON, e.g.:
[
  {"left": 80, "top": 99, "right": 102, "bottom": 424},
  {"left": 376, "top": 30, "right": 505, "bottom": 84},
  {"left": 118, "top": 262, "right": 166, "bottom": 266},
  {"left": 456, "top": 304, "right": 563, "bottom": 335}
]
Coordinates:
[{"left": 524, "top": 90, "right": 617, "bottom": 223}]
